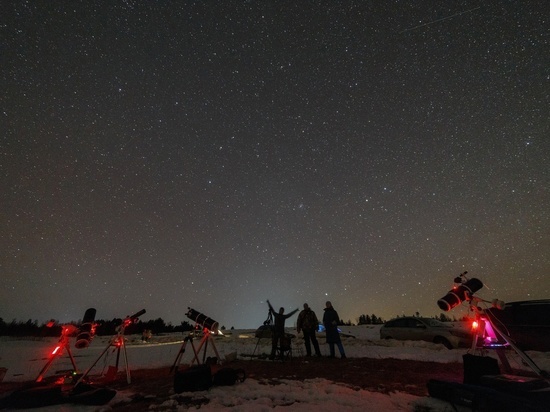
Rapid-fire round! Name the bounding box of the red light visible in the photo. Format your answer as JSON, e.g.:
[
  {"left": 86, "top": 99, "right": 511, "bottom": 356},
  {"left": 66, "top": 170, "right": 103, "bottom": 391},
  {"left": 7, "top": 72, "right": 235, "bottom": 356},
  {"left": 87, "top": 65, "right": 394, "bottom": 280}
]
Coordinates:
[
  {"left": 472, "top": 320, "right": 479, "bottom": 330},
  {"left": 51, "top": 345, "right": 61, "bottom": 355}
]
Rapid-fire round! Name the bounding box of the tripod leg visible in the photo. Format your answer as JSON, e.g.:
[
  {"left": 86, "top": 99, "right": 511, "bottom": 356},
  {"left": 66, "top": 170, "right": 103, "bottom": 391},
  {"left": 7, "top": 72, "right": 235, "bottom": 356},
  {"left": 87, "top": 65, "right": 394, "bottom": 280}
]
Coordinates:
[
  {"left": 195, "top": 334, "right": 208, "bottom": 364},
  {"left": 490, "top": 321, "right": 544, "bottom": 376},
  {"left": 115, "top": 344, "right": 121, "bottom": 371},
  {"left": 252, "top": 338, "right": 261, "bottom": 357},
  {"left": 202, "top": 338, "right": 209, "bottom": 363},
  {"left": 188, "top": 339, "right": 201, "bottom": 366},
  {"left": 207, "top": 335, "right": 221, "bottom": 360},
  {"left": 36, "top": 336, "right": 76, "bottom": 383},
  {"left": 121, "top": 342, "right": 131, "bottom": 384},
  {"left": 495, "top": 348, "right": 512, "bottom": 373},
  {"left": 196, "top": 334, "right": 220, "bottom": 363},
  {"left": 36, "top": 348, "right": 63, "bottom": 382},
  {"left": 470, "top": 330, "right": 479, "bottom": 352},
  {"left": 36, "top": 360, "right": 55, "bottom": 382},
  {"left": 170, "top": 339, "right": 188, "bottom": 373},
  {"left": 75, "top": 343, "right": 112, "bottom": 386},
  {"left": 35, "top": 342, "right": 79, "bottom": 383},
  {"left": 66, "top": 346, "right": 79, "bottom": 375}
]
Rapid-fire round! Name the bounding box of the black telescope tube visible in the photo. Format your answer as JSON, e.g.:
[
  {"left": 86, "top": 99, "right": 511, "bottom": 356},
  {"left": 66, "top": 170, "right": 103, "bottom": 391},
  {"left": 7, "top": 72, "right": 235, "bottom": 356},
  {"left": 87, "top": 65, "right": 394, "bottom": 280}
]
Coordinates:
[
  {"left": 437, "top": 278, "right": 483, "bottom": 311},
  {"left": 186, "top": 308, "right": 219, "bottom": 332},
  {"left": 75, "top": 308, "right": 97, "bottom": 349},
  {"left": 128, "top": 309, "right": 146, "bottom": 320}
]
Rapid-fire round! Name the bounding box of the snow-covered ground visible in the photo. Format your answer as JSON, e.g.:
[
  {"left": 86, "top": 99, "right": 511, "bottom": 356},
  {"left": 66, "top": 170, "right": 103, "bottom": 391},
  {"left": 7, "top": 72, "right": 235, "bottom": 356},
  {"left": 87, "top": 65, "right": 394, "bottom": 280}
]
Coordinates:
[{"left": 1, "top": 325, "right": 549, "bottom": 411}]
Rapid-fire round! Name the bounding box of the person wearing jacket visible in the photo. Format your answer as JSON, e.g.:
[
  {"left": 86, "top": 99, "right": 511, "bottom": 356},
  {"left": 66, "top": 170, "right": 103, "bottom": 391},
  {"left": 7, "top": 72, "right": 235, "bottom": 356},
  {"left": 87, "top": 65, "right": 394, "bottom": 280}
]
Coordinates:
[
  {"left": 297, "top": 303, "right": 322, "bottom": 357},
  {"left": 322, "top": 301, "right": 346, "bottom": 358}
]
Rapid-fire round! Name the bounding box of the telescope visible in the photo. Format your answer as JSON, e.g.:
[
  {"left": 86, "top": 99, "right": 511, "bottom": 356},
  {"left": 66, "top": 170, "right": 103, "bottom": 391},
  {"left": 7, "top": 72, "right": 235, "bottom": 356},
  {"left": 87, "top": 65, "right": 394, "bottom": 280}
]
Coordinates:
[
  {"left": 75, "top": 308, "right": 97, "bottom": 349},
  {"left": 172, "top": 308, "right": 221, "bottom": 370},
  {"left": 125, "top": 308, "right": 146, "bottom": 322},
  {"left": 437, "top": 275, "right": 483, "bottom": 312},
  {"left": 186, "top": 308, "right": 219, "bottom": 333},
  {"left": 117, "top": 308, "right": 146, "bottom": 329},
  {"left": 77, "top": 308, "right": 146, "bottom": 385},
  {"left": 36, "top": 307, "right": 97, "bottom": 382},
  {"left": 435, "top": 273, "right": 548, "bottom": 379}
]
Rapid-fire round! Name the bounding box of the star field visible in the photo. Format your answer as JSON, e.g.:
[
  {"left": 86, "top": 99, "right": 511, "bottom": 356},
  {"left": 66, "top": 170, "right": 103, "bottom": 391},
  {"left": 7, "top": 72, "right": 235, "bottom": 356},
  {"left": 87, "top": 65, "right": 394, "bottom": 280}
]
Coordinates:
[{"left": 2, "top": 1, "right": 549, "bottom": 328}]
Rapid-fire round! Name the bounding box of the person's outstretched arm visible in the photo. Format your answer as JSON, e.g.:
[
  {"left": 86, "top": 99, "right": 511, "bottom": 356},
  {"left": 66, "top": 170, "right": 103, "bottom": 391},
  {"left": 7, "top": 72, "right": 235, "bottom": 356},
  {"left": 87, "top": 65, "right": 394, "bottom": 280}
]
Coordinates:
[{"left": 285, "top": 308, "right": 299, "bottom": 319}]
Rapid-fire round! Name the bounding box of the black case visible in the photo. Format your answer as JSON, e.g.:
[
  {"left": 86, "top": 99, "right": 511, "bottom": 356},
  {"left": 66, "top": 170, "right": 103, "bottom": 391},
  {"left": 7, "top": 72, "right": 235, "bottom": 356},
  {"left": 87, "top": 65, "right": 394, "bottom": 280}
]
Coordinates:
[{"left": 174, "top": 365, "right": 212, "bottom": 393}]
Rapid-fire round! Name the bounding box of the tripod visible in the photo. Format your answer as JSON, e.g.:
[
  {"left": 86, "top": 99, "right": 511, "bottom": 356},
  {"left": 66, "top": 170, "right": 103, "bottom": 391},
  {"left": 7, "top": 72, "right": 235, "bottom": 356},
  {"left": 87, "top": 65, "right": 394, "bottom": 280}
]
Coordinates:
[
  {"left": 36, "top": 325, "right": 79, "bottom": 383},
  {"left": 469, "top": 297, "right": 547, "bottom": 378},
  {"left": 170, "top": 327, "right": 220, "bottom": 372},
  {"left": 76, "top": 309, "right": 145, "bottom": 385},
  {"left": 252, "top": 311, "right": 273, "bottom": 358}
]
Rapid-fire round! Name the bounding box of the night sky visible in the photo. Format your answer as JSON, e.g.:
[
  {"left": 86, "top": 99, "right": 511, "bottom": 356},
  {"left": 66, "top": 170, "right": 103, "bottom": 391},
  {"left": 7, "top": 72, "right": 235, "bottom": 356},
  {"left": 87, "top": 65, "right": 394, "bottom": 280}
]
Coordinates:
[{"left": 2, "top": 1, "right": 549, "bottom": 329}]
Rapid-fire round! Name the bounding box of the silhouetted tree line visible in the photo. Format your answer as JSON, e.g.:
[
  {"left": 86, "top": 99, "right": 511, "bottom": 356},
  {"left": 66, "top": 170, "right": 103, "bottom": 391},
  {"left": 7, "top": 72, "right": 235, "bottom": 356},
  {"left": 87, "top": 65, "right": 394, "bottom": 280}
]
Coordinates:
[
  {"left": 355, "top": 312, "right": 463, "bottom": 325},
  {"left": 433, "top": 313, "right": 458, "bottom": 322},
  {"left": 0, "top": 317, "right": 196, "bottom": 337},
  {"left": 357, "top": 314, "right": 385, "bottom": 325}
]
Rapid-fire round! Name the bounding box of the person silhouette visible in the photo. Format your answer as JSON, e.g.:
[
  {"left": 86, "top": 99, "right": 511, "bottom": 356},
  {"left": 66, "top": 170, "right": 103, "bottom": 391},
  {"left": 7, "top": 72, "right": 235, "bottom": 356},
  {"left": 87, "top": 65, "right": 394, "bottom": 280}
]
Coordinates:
[
  {"left": 322, "top": 301, "right": 346, "bottom": 358},
  {"left": 267, "top": 300, "right": 298, "bottom": 360},
  {"left": 297, "top": 303, "right": 322, "bottom": 357}
]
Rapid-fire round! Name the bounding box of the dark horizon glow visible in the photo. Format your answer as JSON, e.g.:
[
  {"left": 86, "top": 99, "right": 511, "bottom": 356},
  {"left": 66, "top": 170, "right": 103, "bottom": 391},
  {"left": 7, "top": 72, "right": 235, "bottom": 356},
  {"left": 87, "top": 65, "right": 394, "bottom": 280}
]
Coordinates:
[{"left": 2, "top": 1, "right": 548, "bottom": 329}]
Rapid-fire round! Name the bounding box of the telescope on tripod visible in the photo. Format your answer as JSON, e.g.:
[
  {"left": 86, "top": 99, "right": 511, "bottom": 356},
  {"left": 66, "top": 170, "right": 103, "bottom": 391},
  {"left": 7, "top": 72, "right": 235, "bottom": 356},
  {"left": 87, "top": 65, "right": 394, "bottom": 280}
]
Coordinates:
[
  {"left": 35, "top": 308, "right": 97, "bottom": 383},
  {"left": 76, "top": 309, "right": 146, "bottom": 385},
  {"left": 170, "top": 308, "right": 221, "bottom": 372},
  {"left": 437, "top": 272, "right": 547, "bottom": 378},
  {"left": 427, "top": 273, "right": 549, "bottom": 411}
]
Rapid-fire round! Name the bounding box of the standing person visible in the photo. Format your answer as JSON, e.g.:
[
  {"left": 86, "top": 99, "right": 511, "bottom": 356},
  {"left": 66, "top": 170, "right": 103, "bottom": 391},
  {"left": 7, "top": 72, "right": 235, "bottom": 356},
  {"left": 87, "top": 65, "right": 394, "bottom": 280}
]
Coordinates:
[
  {"left": 323, "top": 301, "right": 346, "bottom": 358},
  {"left": 296, "top": 303, "right": 322, "bottom": 357},
  {"left": 267, "top": 300, "right": 298, "bottom": 360}
]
